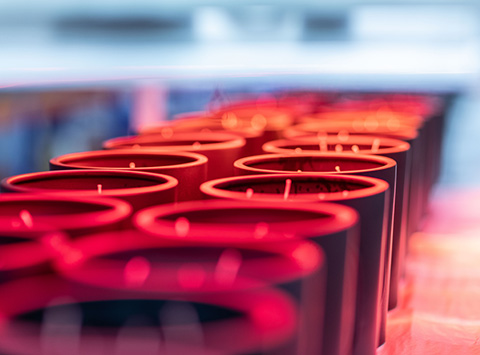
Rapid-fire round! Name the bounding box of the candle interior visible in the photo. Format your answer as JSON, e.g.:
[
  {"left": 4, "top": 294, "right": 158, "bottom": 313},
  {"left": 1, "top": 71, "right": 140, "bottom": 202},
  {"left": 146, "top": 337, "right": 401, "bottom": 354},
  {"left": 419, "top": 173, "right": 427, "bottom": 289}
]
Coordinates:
[
  {"left": 245, "top": 156, "right": 384, "bottom": 173},
  {"left": 59, "top": 155, "right": 197, "bottom": 168},
  {"left": 159, "top": 208, "right": 328, "bottom": 224},
  {"left": 12, "top": 175, "right": 168, "bottom": 191},
  {"left": 214, "top": 176, "right": 371, "bottom": 196},
  {"left": 17, "top": 299, "right": 243, "bottom": 327}
]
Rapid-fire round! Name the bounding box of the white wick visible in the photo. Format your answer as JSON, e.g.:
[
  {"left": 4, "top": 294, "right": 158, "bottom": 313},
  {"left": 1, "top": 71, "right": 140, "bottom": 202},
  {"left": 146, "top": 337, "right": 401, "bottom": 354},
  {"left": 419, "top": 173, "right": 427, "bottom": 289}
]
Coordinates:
[{"left": 283, "top": 179, "right": 292, "bottom": 200}]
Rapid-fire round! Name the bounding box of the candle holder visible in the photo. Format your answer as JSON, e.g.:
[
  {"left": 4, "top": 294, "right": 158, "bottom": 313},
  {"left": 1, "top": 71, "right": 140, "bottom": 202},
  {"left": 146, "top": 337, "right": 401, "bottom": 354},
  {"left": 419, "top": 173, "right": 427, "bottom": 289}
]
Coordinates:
[
  {"left": 55, "top": 229, "right": 325, "bottom": 354},
  {"left": 213, "top": 106, "right": 295, "bottom": 144},
  {"left": 262, "top": 136, "right": 411, "bottom": 314},
  {"left": 139, "top": 112, "right": 265, "bottom": 157},
  {"left": 134, "top": 199, "right": 359, "bottom": 355},
  {"left": 1, "top": 170, "right": 178, "bottom": 212},
  {"left": 103, "top": 132, "right": 246, "bottom": 180},
  {"left": 0, "top": 194, "right": 131, "bottom": 238},
  {"left": 201, "top": 173, "right": 390, "bottom": 353},
  {"left": 234, "top": 152, "right": 397, "bottom": 331},
  {"left": 50, "top": 150, "right": 206, "bottom": 201},
  {"left": 0, "top": 274, "right": 298, "bottom": 355}
]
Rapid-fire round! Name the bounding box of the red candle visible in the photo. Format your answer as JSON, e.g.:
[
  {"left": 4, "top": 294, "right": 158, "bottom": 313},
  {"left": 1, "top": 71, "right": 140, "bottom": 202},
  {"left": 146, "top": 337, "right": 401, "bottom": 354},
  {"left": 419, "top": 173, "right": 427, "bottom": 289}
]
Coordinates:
[
  {"left": 134, "top": 200, "right": 359, "bottom": 355},
  {"left": 1, "top": 170, "right": 178, "bottom": 212},
  {"left": 234, "top": 152, "right": 397, "bottom": 339},
  {"left": 49, "top": 150, "right": 207, "bottom": 201},
  {"left": 103, "top": 132, "right": 246, "bottom": 180},
  {"left": 55, "top": 229, "right": 325, "bottom": 354},
  {"left": 213, "top": 106, "right": 295, "bottom": 144},
  {"left": 201, "top": 173, "right": 390, "bottom": 353},
  {"left": 0, "top": 274, "right": 297, "bottom": 355},
  {"left": 262, "top": 136, "right": 411, "bottom": 314},
  {"left": 0, "top": 194, "right": 131, "bottom": 238},
  {"left": 139, "top": 112, "right": 265, "bottom": 157}
]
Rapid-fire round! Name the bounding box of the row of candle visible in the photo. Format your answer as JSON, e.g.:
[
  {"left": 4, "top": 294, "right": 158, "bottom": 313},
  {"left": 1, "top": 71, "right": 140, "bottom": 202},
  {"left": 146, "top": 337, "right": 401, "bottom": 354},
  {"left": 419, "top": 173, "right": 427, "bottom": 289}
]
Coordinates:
[{"left": 0, "top": 91, "right": 447, "bottom": 355}]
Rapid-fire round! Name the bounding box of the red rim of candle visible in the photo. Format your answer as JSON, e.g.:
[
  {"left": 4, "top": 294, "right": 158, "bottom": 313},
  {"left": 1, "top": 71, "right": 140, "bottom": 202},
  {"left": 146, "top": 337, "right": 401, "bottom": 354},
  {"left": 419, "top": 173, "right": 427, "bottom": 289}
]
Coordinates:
[
  {"left": 1, "top": 170, "right": 178, "bottom": 200},
  {"left": 54, "top": 229, "right": 324, "bottom": 294},
  {"left": 102, "top": 132, "right": 246, "bottom": 152},
  {"left": 263, "top": 136, "right": 411, "bottom": 156},
  {"left": 284, "top": 120, "right": 419, "bottom": 142},
  {"left": 0, "top": 194, "right": 131, "bottom": 234},
  {"left": 0, "top": 231, "right": 70, "bottom": 274},
  {"left": 49, "top": 150, "right": 208, "bottom": 173},
  {"left": 201, "top": 173, "right": 389, "bottom": 203},
  {"left": 134, "top": 199, "right": 358, "bottom": 244},
  {"left": 0, "top": 275, "right": 297, "bottom": 355},
  {"left": 234, "top": 152, "right": 397, "bottom": 176}
]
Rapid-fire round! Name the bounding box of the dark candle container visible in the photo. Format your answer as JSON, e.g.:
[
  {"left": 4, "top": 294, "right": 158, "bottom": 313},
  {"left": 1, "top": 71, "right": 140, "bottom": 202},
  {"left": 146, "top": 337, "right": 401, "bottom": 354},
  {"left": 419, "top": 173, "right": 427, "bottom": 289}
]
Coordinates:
[
  {"left": 262, "top": 135, "right": 411, "bottom": 313},
  {"left": 0, "top": 274, "right": 298, "bottom": 355},
  {"left": 50, "top": 150, "right": 207, "bottom": 201},
  {"left": 134, "top": 200, "right": 359, "bottom": 355},
  {"left": 201, "top": 173, "right": 390, "bottom": 353},
  {"left": 1, "top": 170, "right": 178, "bottom": 212},
  {"left": 55, "top": 229, "right": 325, "bottom": 354},
  {"left": 103, "top": 132, "right": 246, "bottom": 180}
]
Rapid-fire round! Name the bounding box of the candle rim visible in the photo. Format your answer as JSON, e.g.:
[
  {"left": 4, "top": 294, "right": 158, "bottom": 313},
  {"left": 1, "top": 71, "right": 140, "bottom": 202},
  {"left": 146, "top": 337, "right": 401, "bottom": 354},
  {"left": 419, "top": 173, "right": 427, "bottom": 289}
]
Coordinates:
[
  {"left": 234, "top": 152, "right": 397, "bottom": 176},
  {"left": 1, "top": 169, "right": 178, "bottom": 198},
  {"left": 201, "top": 173, "right": 389, "bottom": 203},
  {"left": 134, "top": 199, "right": 359, "bottom": 244},
  {"left": 50, "top": 150, "right": 208, "bottom": 171},
  {"left": 263, "top": 136, "right": 411, "bottom": 156}
]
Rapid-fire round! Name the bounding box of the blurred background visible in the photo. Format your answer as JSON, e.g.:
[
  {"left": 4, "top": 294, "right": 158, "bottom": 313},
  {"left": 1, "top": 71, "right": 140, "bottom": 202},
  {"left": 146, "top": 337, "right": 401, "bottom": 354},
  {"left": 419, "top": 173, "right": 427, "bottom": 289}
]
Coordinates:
[{"left": 0, "top": 1, "right": 479, "bottom": 182}]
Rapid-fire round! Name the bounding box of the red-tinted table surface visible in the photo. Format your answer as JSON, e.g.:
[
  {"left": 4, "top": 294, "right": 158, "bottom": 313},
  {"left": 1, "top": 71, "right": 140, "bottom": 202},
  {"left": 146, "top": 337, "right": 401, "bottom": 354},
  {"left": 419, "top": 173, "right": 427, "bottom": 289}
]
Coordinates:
[{"left": 379, "top": 187, "right": 480, "bottom": 355}]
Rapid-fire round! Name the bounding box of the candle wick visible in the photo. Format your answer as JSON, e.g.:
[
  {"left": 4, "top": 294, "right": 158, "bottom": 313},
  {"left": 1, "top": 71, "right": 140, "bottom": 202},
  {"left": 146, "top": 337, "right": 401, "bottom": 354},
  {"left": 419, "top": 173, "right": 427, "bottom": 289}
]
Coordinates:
[
  {"left": 214, "top": 248, "right": 242, "bottom": 286},
  {"left": 335, "top": 144, "right": 343, "bottom": 153},
  {"left": 246, "top": 188, "right": 254, "bottom": 199},
  {"left": 342, "top": 190, "right": 349, "bottom": 197},
  {"left": 175, "top": 217, "right": 190, "bottom": 238},
  {"left": 97, "top": 184, "right": 102, "bottom": 194},
  {"left": 335, "top": 165, "right": 341, "bottom": 172},
  {"left": 19, "top": 209, "right": 33, "bottom": 229},
  {"left": 129, "top": 162, "right": 136, "bottom": 168},
  {"left": 294, "top": 147, "right": 302, "bottom": 153},
  {"left": 283, "top": 179, "right": 292, "bottom": 200},
  {"left": 319, "top": 138, "right": 327, "bottom": 152},
  {"left": 297, "top": 169, "right": 302, "bottom": 173},
  {"left": 192, "top": 141, "right": 201, "bottom": 149},
  {"left": 372, "top": 138, "right": 381, "bottom": 152},
  {"left": 352, "top": 144, "right": 360, "bottom": 153},
  {"left": 318, "top": 193, "right": 326, "bottom": 200}
]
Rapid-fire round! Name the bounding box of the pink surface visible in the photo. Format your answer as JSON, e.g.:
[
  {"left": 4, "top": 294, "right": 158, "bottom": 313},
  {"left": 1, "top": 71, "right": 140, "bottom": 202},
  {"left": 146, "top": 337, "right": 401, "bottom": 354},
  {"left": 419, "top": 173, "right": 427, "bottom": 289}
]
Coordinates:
[{"left": 379, "top": 187, "right": 480, "bottom": 355}]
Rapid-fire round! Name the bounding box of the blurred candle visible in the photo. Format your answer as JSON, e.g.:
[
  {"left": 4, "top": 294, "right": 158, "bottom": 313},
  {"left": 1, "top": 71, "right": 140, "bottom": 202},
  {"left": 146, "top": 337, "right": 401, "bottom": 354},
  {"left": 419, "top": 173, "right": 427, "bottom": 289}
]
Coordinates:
[
  {"left": 134, "top": 200, "right": 359, "bottom": 355},
  {"left": 0, "top": 194, "right": 131, "bottom": 238}
]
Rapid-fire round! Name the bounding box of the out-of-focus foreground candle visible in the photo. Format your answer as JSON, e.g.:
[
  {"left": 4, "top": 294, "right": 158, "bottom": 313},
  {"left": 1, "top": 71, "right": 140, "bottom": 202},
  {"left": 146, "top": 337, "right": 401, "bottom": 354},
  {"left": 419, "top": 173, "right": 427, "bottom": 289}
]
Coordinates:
[
  {"left": 0, "top": 274, "right": 297, "bottom": 355},
  {"left": 0, "top": 194, "right": 131, "bottom": 238},
  {"left": 134, "top": 200, "right": 359, "bottom": 355},
  {"left": 55, "top": 229, "right": 325, "bottom": 354},
  {"left": 103, "top": 132, "right": 246, "bottom": 180},
  {"left": 49, "top": 150, "right": 206, "bottom": 201},
  {"left": 201, "top": 173, "right": 390, "bottom": 354},
  {"left": 1, "top": 170, "right": 178, "bottom": 212}
]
